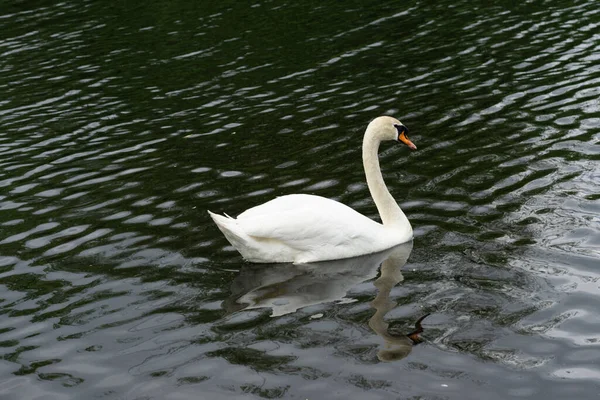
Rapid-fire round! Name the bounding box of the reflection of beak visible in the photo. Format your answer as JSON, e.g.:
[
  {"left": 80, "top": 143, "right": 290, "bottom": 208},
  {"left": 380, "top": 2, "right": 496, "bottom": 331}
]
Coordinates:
[
  {"left": 406, "top": 313, "right": 430, "bottom": 344},
  {"left": 399, "top": 132, "right": 417, "bottom": 150}
]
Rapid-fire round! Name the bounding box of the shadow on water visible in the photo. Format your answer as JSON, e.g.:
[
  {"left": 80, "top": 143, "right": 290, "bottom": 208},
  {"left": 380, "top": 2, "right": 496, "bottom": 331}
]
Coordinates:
[{"left": 223, "top": 243, "right": 429, "bottom": 362}]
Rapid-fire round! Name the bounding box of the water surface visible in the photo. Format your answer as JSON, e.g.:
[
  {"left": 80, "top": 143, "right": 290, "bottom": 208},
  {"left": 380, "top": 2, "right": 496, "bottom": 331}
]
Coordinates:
[{"left": 1, "top": 0, "right": 599, "bottom": 399}]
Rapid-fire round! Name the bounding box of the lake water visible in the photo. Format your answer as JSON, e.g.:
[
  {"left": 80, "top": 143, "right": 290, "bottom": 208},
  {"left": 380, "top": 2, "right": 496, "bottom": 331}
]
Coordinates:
[{"left": 1, "top": 0, "right": 599, "bottom": 399}]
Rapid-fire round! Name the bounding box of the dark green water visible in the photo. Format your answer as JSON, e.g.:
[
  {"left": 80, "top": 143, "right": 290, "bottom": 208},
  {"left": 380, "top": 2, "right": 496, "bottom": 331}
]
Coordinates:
[{"left": 1, "top": 0, "right": 600, "bottom": 398}]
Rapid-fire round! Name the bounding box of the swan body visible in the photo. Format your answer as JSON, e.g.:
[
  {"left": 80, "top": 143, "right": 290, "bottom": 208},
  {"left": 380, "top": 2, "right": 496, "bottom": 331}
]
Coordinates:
[
  {"left": 208, "top": 116, "right": 417, "bottom": 263},
  {"left": 208, "top": 194, "right": 406, "bottom": 263}
]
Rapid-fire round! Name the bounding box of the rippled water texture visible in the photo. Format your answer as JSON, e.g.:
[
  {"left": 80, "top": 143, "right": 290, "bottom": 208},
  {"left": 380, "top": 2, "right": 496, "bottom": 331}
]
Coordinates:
[{"left": 1, "top": 0, "right": 600, "bottom": 399}]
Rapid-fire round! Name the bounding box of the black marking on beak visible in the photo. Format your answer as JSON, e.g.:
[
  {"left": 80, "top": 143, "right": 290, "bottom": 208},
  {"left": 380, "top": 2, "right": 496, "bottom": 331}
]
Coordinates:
[
  {"left": 406, "top": 313, "right": 430, "bottom": 345},
  {"left": 394, "top": 124, "right": 409, "bottom": 140}
]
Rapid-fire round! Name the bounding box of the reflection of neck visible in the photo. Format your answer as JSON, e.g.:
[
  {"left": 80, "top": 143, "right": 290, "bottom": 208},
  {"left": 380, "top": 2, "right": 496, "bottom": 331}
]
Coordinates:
[
  {"left": 362, "top": 128, "right": 411, "bottom": 232},
  {"left": 368, "top": 252, "right": 412, "bottom": 362}
]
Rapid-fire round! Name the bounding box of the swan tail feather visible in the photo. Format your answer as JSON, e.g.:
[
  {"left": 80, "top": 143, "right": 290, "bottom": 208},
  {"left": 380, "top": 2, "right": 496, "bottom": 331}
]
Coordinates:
[
  {"left": 208, "top": 210, "right": 253, "bottom": 259},
  {"left": 208, "top": 210, "right": 298, "bottom": 263}
]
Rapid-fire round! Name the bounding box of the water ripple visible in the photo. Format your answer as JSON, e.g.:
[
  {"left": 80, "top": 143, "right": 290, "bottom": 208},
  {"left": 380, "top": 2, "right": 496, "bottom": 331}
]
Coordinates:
[{"left": 0, "top": 0, "right": 599, "bottom": 399}]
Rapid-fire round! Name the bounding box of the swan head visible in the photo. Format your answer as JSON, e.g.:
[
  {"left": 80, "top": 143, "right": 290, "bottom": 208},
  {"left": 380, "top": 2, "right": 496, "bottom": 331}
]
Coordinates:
[{"left": 368, "top": 116, "right": 417, "bottom": 150}]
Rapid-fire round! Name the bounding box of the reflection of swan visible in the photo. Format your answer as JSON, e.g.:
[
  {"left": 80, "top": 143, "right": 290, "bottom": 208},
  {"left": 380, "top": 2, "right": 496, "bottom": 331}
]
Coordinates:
[
  {"left": 208, "top": 116, "right": 417, "bottom": 263},
  {"left": 369, "top": 246, "right": 428, "bottom": 361},
  {"left": 224, "top": 242, "right": 428, "bottom": 361}
]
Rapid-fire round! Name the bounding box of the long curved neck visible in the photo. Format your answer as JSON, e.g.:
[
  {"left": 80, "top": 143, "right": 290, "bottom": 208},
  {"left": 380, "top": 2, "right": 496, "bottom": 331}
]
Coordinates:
[{"left": 362, "top": 129, "right": 410, "bottom": 229}]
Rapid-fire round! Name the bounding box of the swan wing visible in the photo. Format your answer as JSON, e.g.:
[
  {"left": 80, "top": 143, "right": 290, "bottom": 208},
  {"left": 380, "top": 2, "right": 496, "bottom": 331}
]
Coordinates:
[{"left": 235, "top": 194, "right": 389, "bottom": 260}]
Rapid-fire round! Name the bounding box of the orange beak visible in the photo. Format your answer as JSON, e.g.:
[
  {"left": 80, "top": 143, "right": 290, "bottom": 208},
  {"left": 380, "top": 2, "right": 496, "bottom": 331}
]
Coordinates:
[{"left": 399, "top": 132, "right": 417, "bottom": 150}]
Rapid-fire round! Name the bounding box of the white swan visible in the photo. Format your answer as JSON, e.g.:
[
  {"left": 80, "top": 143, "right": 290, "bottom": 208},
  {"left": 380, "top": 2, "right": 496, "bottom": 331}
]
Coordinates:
[{"left": 208, "top": 116, "right": 417, "bottom": 263}]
